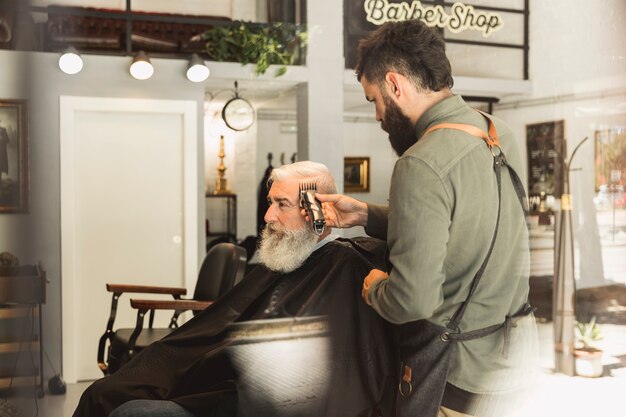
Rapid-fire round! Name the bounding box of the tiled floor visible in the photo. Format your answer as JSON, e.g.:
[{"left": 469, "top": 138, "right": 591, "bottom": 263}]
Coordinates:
[{"left": 3, "top": 322, "right": 626, "bottom": 417}]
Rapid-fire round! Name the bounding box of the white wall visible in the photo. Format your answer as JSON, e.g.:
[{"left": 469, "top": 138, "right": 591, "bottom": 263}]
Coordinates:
[
  {"left": 256, "top": 119, "right": 299, "bottom": 181},
  {"left": 527, "top": 0, "right": 625, "bottom": 99}
]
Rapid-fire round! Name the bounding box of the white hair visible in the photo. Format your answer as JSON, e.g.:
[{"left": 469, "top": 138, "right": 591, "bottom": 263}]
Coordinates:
[{"left": 268, "top": 161, "right": 337, "bottom": 194}]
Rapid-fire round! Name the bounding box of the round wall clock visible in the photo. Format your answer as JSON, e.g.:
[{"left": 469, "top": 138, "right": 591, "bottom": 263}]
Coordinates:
[{"left": 222, "top": 96, "right": 255, "bottom": 131}]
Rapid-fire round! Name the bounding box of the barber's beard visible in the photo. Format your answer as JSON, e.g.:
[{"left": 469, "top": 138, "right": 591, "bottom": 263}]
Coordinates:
[
  {"left": 258, "top": 223, "right": 319, "bottom": 273},
  {"left": 381, "top": 92, "right": 417, "bottom": 157}
]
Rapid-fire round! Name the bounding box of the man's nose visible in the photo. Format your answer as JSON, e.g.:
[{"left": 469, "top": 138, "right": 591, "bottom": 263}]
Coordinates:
[
  {"left": 375, "top": 109, "right": 382, "bottom": 122},
  {"left": 264, "top": 205, "right": 277, "bottom": 223}
]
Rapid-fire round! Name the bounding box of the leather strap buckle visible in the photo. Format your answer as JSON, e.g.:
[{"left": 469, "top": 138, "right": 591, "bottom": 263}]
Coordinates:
[
  {"left": 490, "top": 144, "right": 503, "bottom": 158},
  {"left": 399, "top": 365, "right": 413, "bottom": 397}
]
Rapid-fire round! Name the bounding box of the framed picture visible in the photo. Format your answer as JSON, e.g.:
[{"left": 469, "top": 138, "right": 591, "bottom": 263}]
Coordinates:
[
  {"left": 526, "top": 120, "right": 565, "bottom": 213},
  {"left": 344, "top": 157, "right": 370, "bottom": 193},
  {"left": 0, "top": 99, "right": 29, "bottom": 213}
]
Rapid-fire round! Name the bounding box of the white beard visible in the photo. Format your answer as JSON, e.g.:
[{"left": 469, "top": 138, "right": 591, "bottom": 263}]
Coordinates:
[{"left": 258, "top": 223, "right": 319, "bottom": 273}]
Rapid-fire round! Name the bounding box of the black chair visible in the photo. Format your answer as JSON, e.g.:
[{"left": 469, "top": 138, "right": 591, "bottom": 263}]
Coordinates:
[{"left": 97, "top": 242, "right": 247, "bottom": 375}]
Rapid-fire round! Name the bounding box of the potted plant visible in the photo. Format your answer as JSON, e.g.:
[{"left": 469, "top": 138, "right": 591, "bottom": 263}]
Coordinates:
[
  {"left": 199, "top": 21, "right": 307, "bottom": 77},
  {"left": 574, "top": 316, "right": 604, "bottom": 377}
]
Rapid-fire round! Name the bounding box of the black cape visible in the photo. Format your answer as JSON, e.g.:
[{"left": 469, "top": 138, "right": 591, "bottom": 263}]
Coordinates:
[{"left": 74, "top": 238, "right": 396, "bottom": 417}]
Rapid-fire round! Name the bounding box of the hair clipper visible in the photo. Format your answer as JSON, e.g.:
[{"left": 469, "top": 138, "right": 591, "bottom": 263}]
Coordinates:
[{"left": 299, "top": 182, "right": 325, "bottom": 235}]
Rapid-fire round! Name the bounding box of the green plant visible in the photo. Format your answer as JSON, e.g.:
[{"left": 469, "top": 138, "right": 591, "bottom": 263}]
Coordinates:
[
  {"left": 200, "top": 21, "right": 307, "bottom": 77},
  {"left": 575, "top": 316, "right": 603, "bottom": 350}
]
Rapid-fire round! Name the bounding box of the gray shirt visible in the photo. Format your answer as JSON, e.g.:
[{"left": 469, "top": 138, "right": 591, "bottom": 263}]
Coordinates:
[{"left": 366, "top": 95, "right": 538, "bottom": 394}]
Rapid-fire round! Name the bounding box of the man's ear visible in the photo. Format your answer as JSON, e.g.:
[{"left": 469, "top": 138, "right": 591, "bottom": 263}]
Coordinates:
[{"left": 384, "top": 72, "right": 402, "bottom": 97}]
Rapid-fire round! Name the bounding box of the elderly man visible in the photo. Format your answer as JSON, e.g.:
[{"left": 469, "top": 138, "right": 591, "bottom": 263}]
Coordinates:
[{"left": 74, "top": 161, "right": 394, "bottom": 417}]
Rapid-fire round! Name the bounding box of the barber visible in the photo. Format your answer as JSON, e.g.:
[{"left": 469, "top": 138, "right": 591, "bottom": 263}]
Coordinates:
[{"left": 313, "top": 20, "right": 538, "bottom": 417}]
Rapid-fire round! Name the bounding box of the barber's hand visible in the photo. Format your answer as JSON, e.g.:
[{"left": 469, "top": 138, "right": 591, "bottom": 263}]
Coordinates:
[
  {"left": 301, "top": 193, "right": 368, "bottom": 228},
  {"left": 361, "top": 269, "right": 389, "bottom": 306}
]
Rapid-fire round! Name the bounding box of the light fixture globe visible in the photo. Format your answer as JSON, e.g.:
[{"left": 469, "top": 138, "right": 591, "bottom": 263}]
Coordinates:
[
  {"left": 58, "top": 47, "right": 83, "bottom": 75},
  {"left": 129, "top": 51, "right": 154, "bottom": 80},
  {"left": 186, "top": 54, "right": 209, "bottom": 82}
]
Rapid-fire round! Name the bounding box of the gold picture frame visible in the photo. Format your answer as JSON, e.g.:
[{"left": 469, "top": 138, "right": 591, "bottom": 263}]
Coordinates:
[
  {"left": 344, "top": 157, "right": 370, "bottom": 193},
  {"left": 0, "top": 99, "right": 29, "bottom": 213}
]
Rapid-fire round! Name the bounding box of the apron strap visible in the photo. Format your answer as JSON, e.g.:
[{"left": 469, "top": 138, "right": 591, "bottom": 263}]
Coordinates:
[
  {"left": 423, "top": 113, "right": 529, "bottom": 216},
  {"left": 447, "top": 303, "right": 536, "bottom": 359},
  {"left": 419, "top": 112, "right": 531, "bottom": 336},
  {"left": 422, "top": 121, "right": 499, "bottom": 149}
]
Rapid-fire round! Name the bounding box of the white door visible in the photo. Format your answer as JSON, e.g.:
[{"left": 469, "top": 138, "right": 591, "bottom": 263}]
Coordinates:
[{"left": 60, "top": 97, "right": 198, "bottom": 382}]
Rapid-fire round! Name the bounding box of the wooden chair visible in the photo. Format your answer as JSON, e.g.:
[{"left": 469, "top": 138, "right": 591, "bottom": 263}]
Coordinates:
[{"left": 97, "top": 242, "right": 247, "bottom": 375}]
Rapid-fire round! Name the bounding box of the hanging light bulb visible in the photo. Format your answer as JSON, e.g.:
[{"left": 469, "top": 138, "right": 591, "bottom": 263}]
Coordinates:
[
  {"left": 129, "top": 51, "right": 154, "bottom": 80},
  {"left": 186, "top": 54, "right": 210, "bottom": 82},
  {"left": 58, "top": 47, "right": 83, "bottom": 75}
]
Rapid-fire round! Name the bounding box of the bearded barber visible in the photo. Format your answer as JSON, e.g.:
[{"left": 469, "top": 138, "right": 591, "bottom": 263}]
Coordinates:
[{"left": 315, "top": 20, "right": 538, "bottom": 417}]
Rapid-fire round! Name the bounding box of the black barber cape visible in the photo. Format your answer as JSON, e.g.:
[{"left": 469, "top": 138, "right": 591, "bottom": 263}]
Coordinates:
[{"left": 74, "top": 238, "right": 396, "bottom": 417}]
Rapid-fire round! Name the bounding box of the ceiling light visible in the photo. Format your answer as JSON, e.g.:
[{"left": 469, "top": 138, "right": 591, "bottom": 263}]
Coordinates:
[
  {"left": 129, "top": 51, "right": 154, "bottom": 80},
  {"left": 186, "top": 54, "right": 209, "bottom": 82},
  {"left": 58, "top": 47, "right": 83, "bottom": 75}
]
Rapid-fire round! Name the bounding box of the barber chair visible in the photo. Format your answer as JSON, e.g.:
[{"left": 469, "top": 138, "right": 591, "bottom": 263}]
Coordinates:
[{"left": 97, "top": 242, "right": 247, "bottom": 375}]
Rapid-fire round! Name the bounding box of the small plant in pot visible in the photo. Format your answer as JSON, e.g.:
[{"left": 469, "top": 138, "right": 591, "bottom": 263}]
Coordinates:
[{"left": 574, "top": 316, "right": 604, "bottom": 377}]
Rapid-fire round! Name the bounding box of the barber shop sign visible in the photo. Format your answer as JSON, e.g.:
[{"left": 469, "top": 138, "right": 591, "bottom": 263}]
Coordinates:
[{"left": 363, "top": 0, "right": 503, "bottom": 37}]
